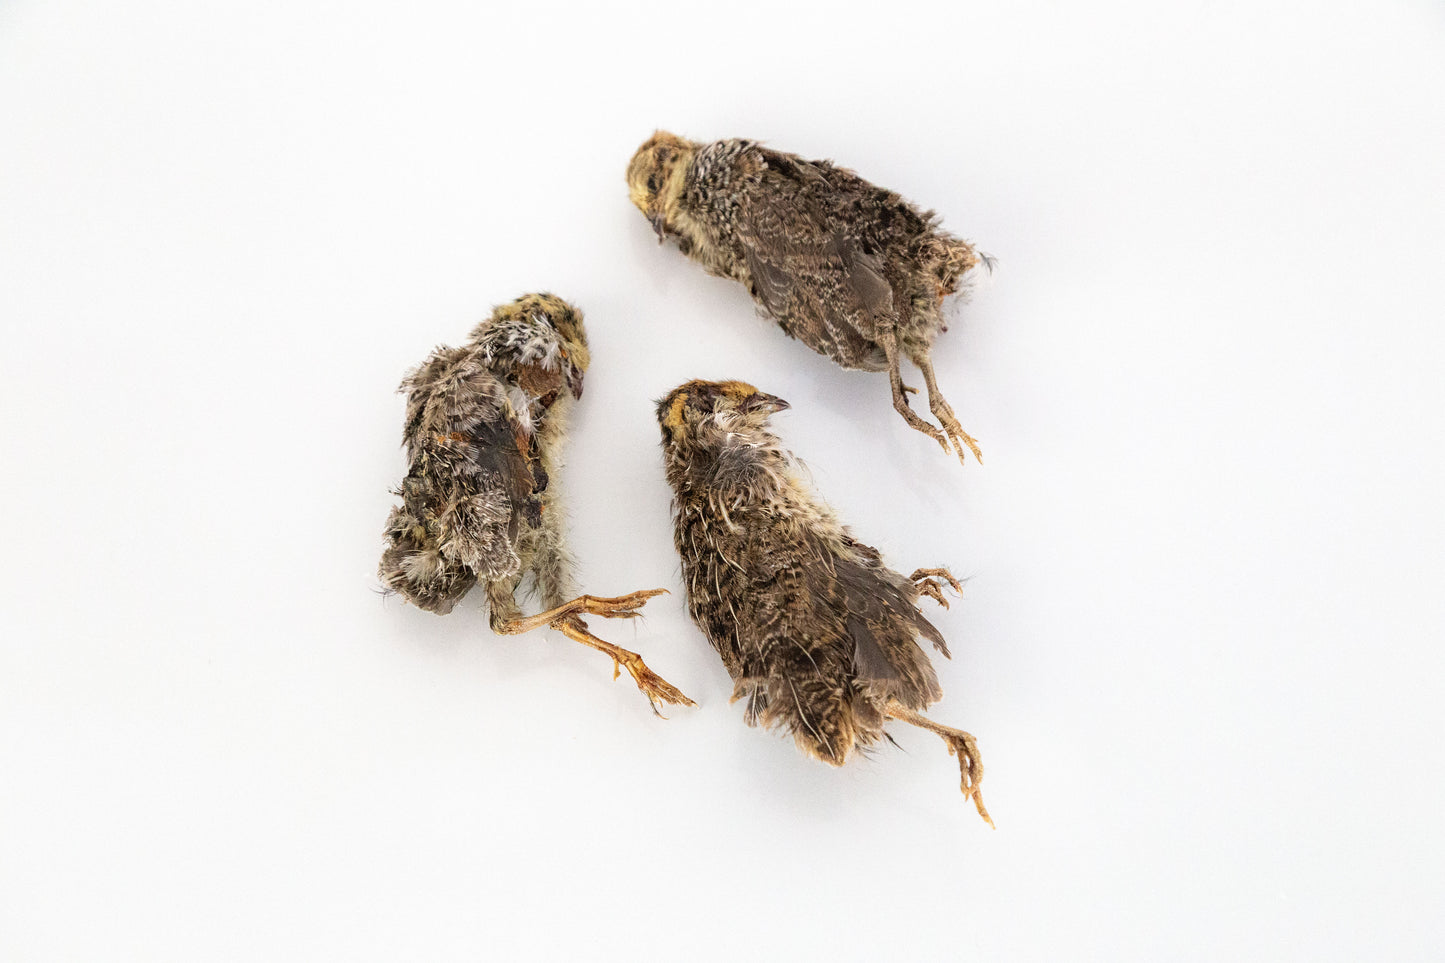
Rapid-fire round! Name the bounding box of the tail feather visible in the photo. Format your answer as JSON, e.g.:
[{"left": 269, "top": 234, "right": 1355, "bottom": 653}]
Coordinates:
[
  {"left": 378, "top": 504, "right": 477, "bottom": 614},
  {"left": 758, "top": 671, "right": 865, "bottom": 767},
  {"left": 930, "top": 231, "right": 990, "bottom": 296}
]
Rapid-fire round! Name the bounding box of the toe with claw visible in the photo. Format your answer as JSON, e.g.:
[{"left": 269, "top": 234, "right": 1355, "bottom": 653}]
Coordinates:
[
  {"left": 941, "top": 729, "right": 993, "bottom": 828},
  {"left": 910, "top": 567, "right": 963, "bottom": 609},
  {"left": 887, "top": 703, "right": 993, "bottom": 827},
  {"left": 553, "top": 615, "right": 696, "bottom": 717},
  {"left": 614, "top": 649, "right": 698, "bottom": 716}
]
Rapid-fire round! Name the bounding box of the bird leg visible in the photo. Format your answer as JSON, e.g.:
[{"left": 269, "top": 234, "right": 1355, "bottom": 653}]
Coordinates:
[
  {"left": 490, "top": 588, "right": 668, "bottom": 635},
  {"left": 878, "top": 327, "right": 949, "bottom": 452},
  {"left": 491, "top": 590, "right": 693, "bottom": 715},
  {"left": 910, "top": 567, "right": 963, "bottom": 609},
  {"left": 917, "top": 356, "right": 983, "bottom": 465},
  {"left": 886, "top": 704, "right": 993, "bottom": 827},
  {"left": 555, "top": 616, "right": 696, "bottom": 715}
]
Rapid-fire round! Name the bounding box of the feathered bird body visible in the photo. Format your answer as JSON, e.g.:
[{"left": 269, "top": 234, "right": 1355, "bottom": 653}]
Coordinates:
[
  {"left": 380, "top": 293, "right": 586, "bottom": 619},
  {"left": 658, "top": 380, "right": 988, "bottom": 819},
  {"left": 630, "top": 132, "right": 988, "bottom": 463},
  {"left": 380, "top": 294, "right": 692, "bottom": 712}
]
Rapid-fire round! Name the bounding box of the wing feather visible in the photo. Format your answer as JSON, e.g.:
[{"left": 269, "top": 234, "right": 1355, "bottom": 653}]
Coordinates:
[
  {"left": 731, "top": 148, "right": 895, "bottom": 368},
  {"left": 733, "top": 528, "right": 945, "bottom": 763}
]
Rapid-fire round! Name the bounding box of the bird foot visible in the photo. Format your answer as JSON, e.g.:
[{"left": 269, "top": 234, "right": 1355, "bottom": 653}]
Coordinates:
[
  {"left": 910, "top": 567, "right": 963, "bottom": 609},
  {"left": 611, "top": 647, "right": 698, "bottom": 716},
  {"left": 555, "top": 617, "right": 696, "bottom": 717},
  {"left": 570, "top": 588, "right": 669, "bottom": 620},
  {"left": 891, "top": 391, "right": 952, "bottom": 453},
  {"left": 491, "top": 589, "right": 668, "bottom": 636},
  {"left": 937, "top": 414, "right": 983, "bottom": 466},
  {"left": 939, "top": 729, "right": 993, "bottom": 828},
  {"left": 886, "top": 704, "right": 993, "bottom": 827},
  {"left": 914, "top": 360, "right": 983, "bottom": 465},
  {"left": 925, "top": 394, "right": 982, "bottom": 465},
  {"left": 882, "top": 331, "right": 954, "bottom": 455}
]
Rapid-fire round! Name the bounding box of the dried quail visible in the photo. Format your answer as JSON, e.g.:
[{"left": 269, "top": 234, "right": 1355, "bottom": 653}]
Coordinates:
[
  {"left": 380, "top": 293, "right": 694, "bottom": 713},
  {"left": 630, "top": 132, "right": 991, "bottom": 464},
  {"left": 657, "top": 379, "right": 989, "bottom": 821}
]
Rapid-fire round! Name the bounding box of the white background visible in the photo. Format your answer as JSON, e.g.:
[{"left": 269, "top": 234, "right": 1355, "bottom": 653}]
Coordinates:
[{"left": 2, "top": 0, "right": 1443, "bottom": 959}]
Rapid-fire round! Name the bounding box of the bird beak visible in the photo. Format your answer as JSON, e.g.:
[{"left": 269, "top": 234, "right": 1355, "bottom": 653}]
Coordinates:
[
  {"left": 648, "top": 208, "right": 667, "bottom": 242},
  {"left": 746, "top": 392, "right": 790, "bottom": 415}
]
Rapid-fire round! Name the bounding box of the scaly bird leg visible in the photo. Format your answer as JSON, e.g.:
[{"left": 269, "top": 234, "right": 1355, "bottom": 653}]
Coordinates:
[
  {"left": 917, "top": 356, "right": 983, "bottom": 465},
  {"left": 878, "top": 327, "right": 949, "bottom": 452},
  {"left": 492, "top": 589, "right": 692, "bottom": 715},
  {"left": 555, "top": 616, "right": 696, "bottom": 716},
  {"left": 491, "top": 588, "right": 668, "bottom": 636},
  {"left": 886, "top": 703, "right": 993, "bottom": 828},
  {"left": 910, "top": 567, "right": 963, "bottom": 610}
]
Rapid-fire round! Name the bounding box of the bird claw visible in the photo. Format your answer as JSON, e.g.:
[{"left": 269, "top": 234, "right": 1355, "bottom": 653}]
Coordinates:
[
  {"left": 926, "top": 394, "right": 983, "bottom": 465},
  {"left": 916, "top": 580, "right": 949, "bottom": 609},
  {"left": 574, "top": 588, "right": 669, "bottom": 620},
  {"left": 910, "top": 567, "right": 963, "bottom": 608},
  {"left": 499, "top": 589, "right": 669, "bottom": 637},
  {"left": 893, "top": 393, "right": 952, "bottom": 451},
  {"left": 553, "top": 616, "right": 696, "bottom": 717},
  {"left": 941, "top": 730, "right": 993, "bottom": 828},
  {"left": 614, "top": 650, "right": 698, "bottom": 717},
  {"left": 942, "top": 421, "right": 983, "bottom": 465},
  {"left": 886, "top": 703, "right": 992, "bottom": 827}
]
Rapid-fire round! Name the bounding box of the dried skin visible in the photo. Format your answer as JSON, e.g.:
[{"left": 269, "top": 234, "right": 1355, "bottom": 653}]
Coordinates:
[
  {"left": 630, "top": 132, "right": 990, "bottom": 464},
  {"left": 379, "top": 293, "right": 691, "bottom": 712},
  {"left": 657, "top": 380, "right": 990, "bottom": 820}
]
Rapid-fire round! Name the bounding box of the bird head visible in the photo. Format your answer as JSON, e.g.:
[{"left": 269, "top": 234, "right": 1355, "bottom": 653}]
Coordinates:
[
  {"left": 627, "top": 130, "right": 696, "bottom": 242},
  {"left": 656, "top": 379, "right": 790, "bottom": 450},
  {"left": 469, "top": 293, "right": 590, "bottom": 401}
]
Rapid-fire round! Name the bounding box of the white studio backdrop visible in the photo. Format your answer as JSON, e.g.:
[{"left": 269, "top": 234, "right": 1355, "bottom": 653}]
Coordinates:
[{"left": 2, "top": 0, "right": 1443, "bottom": 959}]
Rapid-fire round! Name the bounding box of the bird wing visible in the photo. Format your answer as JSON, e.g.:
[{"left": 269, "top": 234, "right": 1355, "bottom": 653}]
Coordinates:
[
  {"left": 731, "top": 147, "right": 894, "bottom": 367},
  {"left": 829, "top": 535, "right": 947, "bottom": 708},
  {"left": 676, "top": 513, "right": 756, "bottom": 686},
  {"left": 379, "top": 348, "right": 539, "bottom": 611},
  {"left": 740, "top": 536, "right": 860, "bottom": 761},
  {"left": 735, "top": 529, "right": 945, "bottom": 762}
]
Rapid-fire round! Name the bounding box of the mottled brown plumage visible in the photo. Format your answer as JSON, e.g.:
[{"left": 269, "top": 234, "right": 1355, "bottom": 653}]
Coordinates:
[
  {"left": 379, "top": 293, "right": 693, "bottom": 713},
  {"left": 657, "top": 379, "right": 990, "bottom": 822},
  {"left": 629, "top": 132, "right": 991, "bottom": 464}
]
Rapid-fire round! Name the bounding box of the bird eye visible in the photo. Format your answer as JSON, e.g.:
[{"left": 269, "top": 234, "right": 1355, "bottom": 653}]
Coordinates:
[{"left": 646, "top": 174, "right": 660, "bottom": 192}]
